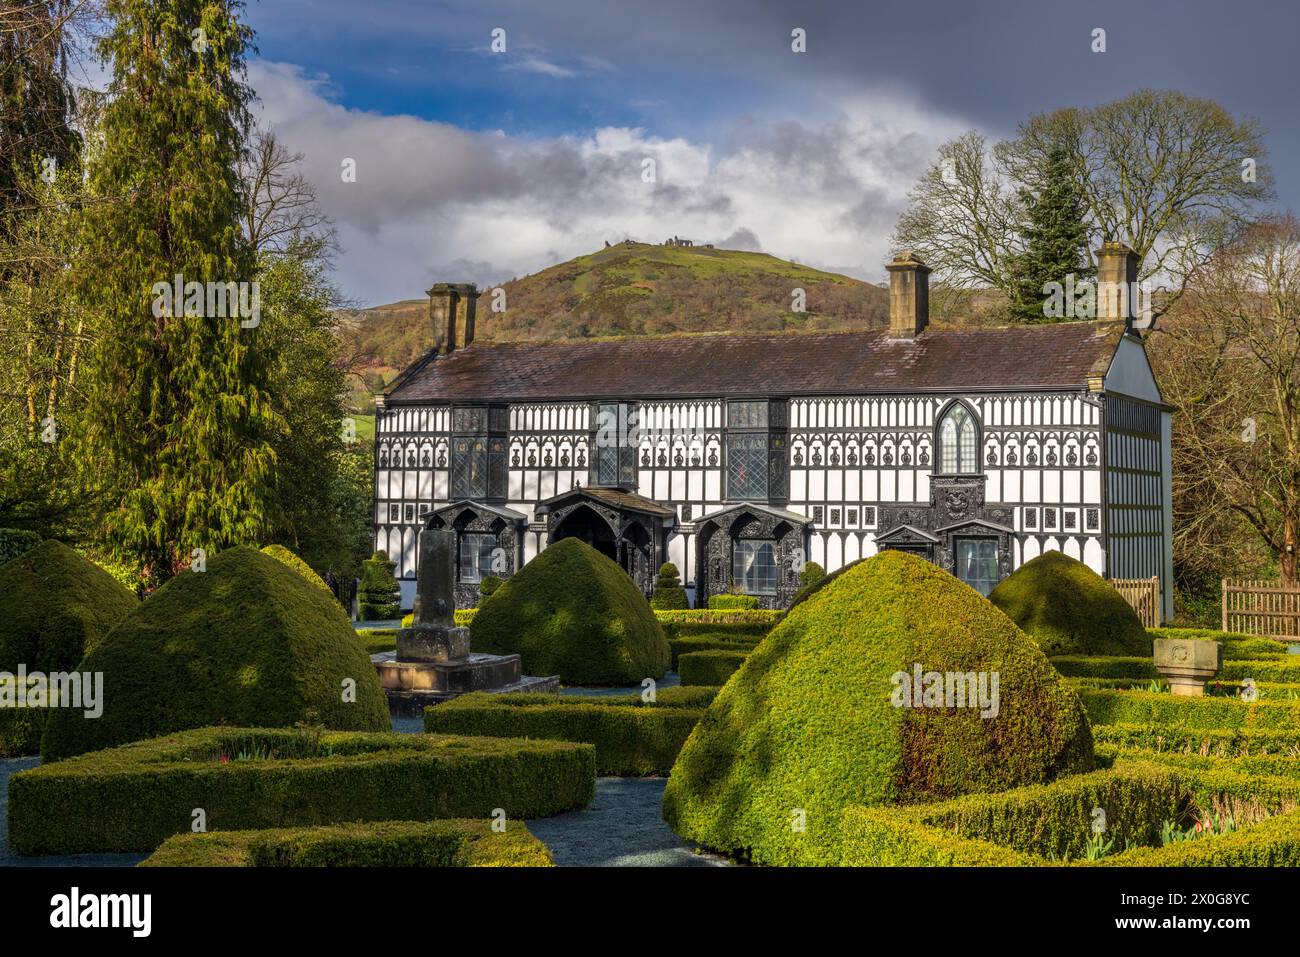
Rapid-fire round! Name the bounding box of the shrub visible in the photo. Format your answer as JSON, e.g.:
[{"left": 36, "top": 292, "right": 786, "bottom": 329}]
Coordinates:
[
  {"left": 9, "top": 726, "right": 595, "bottom": 855},
  {"left": 407, "top": 610, "right": 477, "bottom": 628},
  {"left": 988, "top": 551, "right": 1151, "bottom": 657},
  {"left": 469, "top": 537, "right": 669, "bottom": 685},
  {"left": 678, "top": 650, "right": 749, "bottom": 686},
  {"left": 663, "top": 550, "right": 1095, "bottom": 865},
  {"left": 650, "top": 562, "right": 689, "bottom": 610},
  {"left": 479, "top": 576, "right": 504, "bottom": 599},
  {"left": 0, "top": 679, "right": 50, "bottom": 757},
  {"left": 355, "top": 629, "right": 397, "bottom": 655},
  {"left": 424, "top": 692, "right": 705, "bottom": 775},
  {"left": 1076, "top": 687, "right": 1300, "bottom": 730},
  {"left": 841, "top": 764, "right": 1183, "bottom": 864},
  {"left": 359, "top": 550, "right": 402, "bottom": 620},
  {"left": 1097, "top": 808, "right": 1300, "bottom": 866},
  {"left": 707, "top": 594, "right": 760, "bottom": 610},
  {"left": 40, "top": 546, "right": 391, "bottom": 761},
  {"left": 0, "top": 539, "right": 137, "bottom": 673},
  {"left": 791, "top": 561, "right": 826, "bottom": 605},
  {"left": 141, "top": 819, "right": 553, "bottom": 867},
  {"left": 658, "top": 615, "right": 776, "bottom": 640},
  {"left": 261, "top": 544, "right": 328, "bottom": 590},
  {"left": 1051, "top": 656, "right": 1157, "bottom": 679},
  {"left": 1093, "top": 723, "right": 1300, "bottom": 758},
  {"left": 0, "top": 527, "right": 41, "bottom": 567},
  {"left": 669, "top": 633, "right": 762, "bottom": 670}
]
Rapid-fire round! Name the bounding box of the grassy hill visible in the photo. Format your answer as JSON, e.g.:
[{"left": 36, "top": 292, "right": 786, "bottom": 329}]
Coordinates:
[{"left": 338, "top": 242, "right": 889, "bottom": 406}]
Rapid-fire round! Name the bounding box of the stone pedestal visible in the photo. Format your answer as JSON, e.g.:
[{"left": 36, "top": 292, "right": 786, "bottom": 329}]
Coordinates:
[
  {"left": 373, "top": 526, "right": 557, "bottom": 716},
  {"left": 396, "top": 624, "right": 470, "bottom": 662},
  {"left": 1153, "top": 637, "right": 1223, "bottom": 697}
]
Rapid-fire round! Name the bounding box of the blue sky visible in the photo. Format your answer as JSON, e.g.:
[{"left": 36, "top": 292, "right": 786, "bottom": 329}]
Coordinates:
[{"left": 239, "top": 0, "right": 1300, "bottom": 305}]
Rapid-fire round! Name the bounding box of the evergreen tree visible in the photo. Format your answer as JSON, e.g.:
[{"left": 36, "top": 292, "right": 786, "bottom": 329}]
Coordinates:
[
  {"left": 73, "top": 0, "right": 279, "bottom": 588},
  {"left": 1009, "top": 139, "right": 1094, "bottom": 322}
]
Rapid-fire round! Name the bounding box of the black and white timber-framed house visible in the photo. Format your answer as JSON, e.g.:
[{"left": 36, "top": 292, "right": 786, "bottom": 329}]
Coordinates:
[{"left": 374, "top": 250, "right": 1174, "bottom": 621}]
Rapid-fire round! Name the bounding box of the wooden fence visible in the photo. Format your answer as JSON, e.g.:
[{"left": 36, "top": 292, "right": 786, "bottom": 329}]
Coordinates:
[
  {"left": 1110, "top": 576, "right": 1161, "bottom": 628},
  {"left": 1222, "top": 579, "right": 1300, "bottom": 641}
]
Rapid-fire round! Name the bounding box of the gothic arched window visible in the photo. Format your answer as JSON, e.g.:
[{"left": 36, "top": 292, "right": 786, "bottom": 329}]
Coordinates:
[{"left": 936, "top": 402, "right": 979, "bottom": 475}]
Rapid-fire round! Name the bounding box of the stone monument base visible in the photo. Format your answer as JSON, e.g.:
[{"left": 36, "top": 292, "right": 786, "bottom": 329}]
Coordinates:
[{"left": 372, "top": 651, "right": 559, "bottom": 716}]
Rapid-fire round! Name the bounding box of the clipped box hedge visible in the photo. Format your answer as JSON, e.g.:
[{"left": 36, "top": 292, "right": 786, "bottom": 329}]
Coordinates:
[
  {"left": 841, "top": 763, "right": 1183, "bottom": 865},
  {"left": 654, "top": 609, "right": 780, "bottom": 629},
  {"left": 1149, "top": 627, "right": 1291, "bottom": 660},
  {"left": 1054, "top": 654, "right": 1300, "bottom": 682},
  {"left": 1092, "top": 723, "right": 1300, "bottom": 759},
  {"left": 678, "top": 650, "right": 749, "bottom": 686},
  {"left": 842, "top": 758, "right": 1300, "bottom": 866},
  {"left": 355, "top": 628, "right": 398, "bottom": 655},
  {"left": 423, "top": 690, "right": 715, "bottom": 775},
  {"left": 668, "top": 633, "right": 762, "bottom": 670},
  {"left": 141, "top": 819, "right": 553, "bottom": 867},
  {"left": 8, "top": 726, "right": 595, "bottom": 855},
  {"left": 1077, "top": 687, "right": 1300, "bottom": 730}
]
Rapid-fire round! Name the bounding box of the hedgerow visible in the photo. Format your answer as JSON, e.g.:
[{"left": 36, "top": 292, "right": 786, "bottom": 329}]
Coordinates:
[
  {"left": 1076, "top": 687, "right": 1300, "bottom": 730},
  {"left": 140, "top": 819, "right": 553, "bottom": 867},
  {"left": 423, "top": 690, "right": 710, "bottom": 775},
  {"left": 678, "top": 650, "right": 749, "bottom": 686},
  {"left": 9, "top": 726, "right": 595, "bottom": 855},
  {"left": 669, "top": 633, "right": 762, "bottom": 670}
]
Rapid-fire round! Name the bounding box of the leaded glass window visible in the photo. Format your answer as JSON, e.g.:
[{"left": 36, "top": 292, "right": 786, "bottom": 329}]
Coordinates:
[
  {"left": 458, "top": 533, "right": 497, "bottom": 583},
  {"left": 727, "top": 432, "right": 768, "bottom": 500},
  {"left": 732, "top": 540, "right": 778, "bottom": 596},
  {"left": 955, "top": 538, "right": 999, "bottom": 596},
  {"left": 451, "top": 436, "right": 487, "bottom": 498},
  {"left": 591, "top": 402, "right": 637, "bottom": 488},
  {"left": 937, "top": 403, "right": 979, "bottom": 474}
]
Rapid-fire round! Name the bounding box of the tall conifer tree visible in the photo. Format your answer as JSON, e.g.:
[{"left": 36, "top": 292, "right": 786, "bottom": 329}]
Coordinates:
[
  {"left": 75, "top": 0, "right": 279, "bottom": 588},
  {"left": 1009, "top": 139, "right": 1095, "bottom": 322}
]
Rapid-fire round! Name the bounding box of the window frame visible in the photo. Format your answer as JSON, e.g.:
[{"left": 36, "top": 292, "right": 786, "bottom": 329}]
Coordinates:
[
  {"left": 954, "top": 536, "right": 999, "bottom": 596},
  {"left": 934, "top": 399, "right": 982, "bottom": 476},
  {"left": 732, "top": 538, "right": 779, "bottom": 596},
  {"left": 457, "top": 532, "right": 498, "bottom": 584}
]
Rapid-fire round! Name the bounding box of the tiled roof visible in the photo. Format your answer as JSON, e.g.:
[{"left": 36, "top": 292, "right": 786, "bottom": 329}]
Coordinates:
[
  {"left": 536, "top": 485, "right": 677, "bottom": 519},
  {"left": 385, "top": 322, "right": 1129, "bottom": 404}
]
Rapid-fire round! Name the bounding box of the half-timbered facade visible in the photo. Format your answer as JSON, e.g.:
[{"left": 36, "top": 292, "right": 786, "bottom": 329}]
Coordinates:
[{"left": 374, "top": 251, "right": 1174, "bottom": 621}]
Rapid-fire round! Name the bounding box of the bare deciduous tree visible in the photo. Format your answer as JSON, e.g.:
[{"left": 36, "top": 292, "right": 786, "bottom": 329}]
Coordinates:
[{"left": 1153, "top": 215, "right": 1300, "bottom": 583}]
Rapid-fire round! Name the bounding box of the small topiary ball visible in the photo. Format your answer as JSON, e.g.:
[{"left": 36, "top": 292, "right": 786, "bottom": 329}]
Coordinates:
[
  {"left": 479, "top": 575, "right": 504, "bottom": 599},
  {"left": 988, "top": 551, "right": 1152, "bottom": 657},
  {"left": 651, "top": 562, "right": 688, "bottom": 610},
  {"left": 470, "top": 537, "right": 670, "bottom": 685}
]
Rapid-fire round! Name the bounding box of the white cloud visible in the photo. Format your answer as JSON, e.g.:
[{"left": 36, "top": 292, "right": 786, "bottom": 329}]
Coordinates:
[{"left": 249, "top": 60, "right": 970, "bottom": 305}]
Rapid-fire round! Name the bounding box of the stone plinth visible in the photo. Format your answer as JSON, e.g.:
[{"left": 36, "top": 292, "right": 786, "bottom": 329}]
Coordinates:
[
  {"left": 373, "top": 525, "right": 557, "bottom": 715},
  {"left": 1153, "top": 637, "right": 1223, "bottom": 697},
  {"left": 396, "top": 624, "right": 470, "bottom": 662},
  {"left": 373, "top": 651, "right": 559, "bottom": 716}
]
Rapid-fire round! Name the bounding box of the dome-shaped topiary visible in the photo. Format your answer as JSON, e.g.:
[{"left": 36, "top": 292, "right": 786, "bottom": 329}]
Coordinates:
[
  {"left": 0, "top": 540, "right": 138, "bottom": 673},
  {"left": 662, "top": 550, "right": 1094, "bottom": 865},
  {"left": 651, "top": 562, "right": 688, "bottom": 610},
  {"left": 988, "top": 551, "right": 1151, "bottom": 657},
  {"left": 261, "top": 544, "right": 328, "bottom": 590},
  {"left": 470, "top": 537, "right": 670, "bottom": 685},
  {"left": 41, "top": 546, "right": 391, "bottom": 760}
]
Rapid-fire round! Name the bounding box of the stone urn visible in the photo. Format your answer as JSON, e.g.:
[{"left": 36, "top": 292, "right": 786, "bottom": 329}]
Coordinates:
[{"left": 1152, "top": 637, "right": 1223, "bottom": 697}]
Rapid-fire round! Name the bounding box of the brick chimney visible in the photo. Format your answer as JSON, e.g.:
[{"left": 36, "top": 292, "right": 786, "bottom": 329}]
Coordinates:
[
  {"left": 428, "top": 282, "right": 481, "bottom": 355},
  {"left": 885, "top": 252, "right": 930, "bottom": 339},
  {"left": 1095, "top": 242, "right": 1139, "bottom": 324}
]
